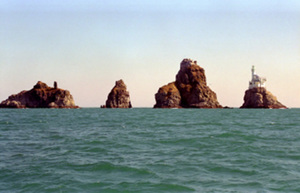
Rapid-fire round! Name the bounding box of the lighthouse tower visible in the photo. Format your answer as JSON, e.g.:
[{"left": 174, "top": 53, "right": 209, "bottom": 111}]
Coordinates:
[
  {"left": 251, "top": 65, "right": 255, "bottom": 80},
  {"left": 249, "top": 66, "right": 266, "bottom": 89}
]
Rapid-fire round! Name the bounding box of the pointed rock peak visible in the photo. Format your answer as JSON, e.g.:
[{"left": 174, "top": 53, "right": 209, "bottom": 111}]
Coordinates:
[
  {"left": 33, "top": 81, "right": 49, "bottom": 89},
  {"left": 180, "top": 58, "right": 198, "bottom": 70},
  {"left": 176, "top": 58, "right": 206, "bottom": 85},
  {"left": 115, "top": 79, "right": 126, "bottom": 88},
  {"left": 102, "top": 79, "right": 132, "bottom": 108}
]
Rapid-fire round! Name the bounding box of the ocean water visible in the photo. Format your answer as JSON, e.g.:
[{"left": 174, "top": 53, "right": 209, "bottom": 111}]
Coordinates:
[{"left": 0, "top": 108, "right": 300, "bottom": 193}]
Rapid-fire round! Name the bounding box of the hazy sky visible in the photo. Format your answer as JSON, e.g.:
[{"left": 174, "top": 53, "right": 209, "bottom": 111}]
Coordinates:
[{"left": 1, "top": 0, "right": 300, "bottom": 107}]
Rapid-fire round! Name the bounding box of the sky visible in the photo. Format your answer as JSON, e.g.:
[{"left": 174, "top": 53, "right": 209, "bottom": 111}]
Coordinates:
[{"left": 1, "top": 0, "right": 300, "bottom": 107}]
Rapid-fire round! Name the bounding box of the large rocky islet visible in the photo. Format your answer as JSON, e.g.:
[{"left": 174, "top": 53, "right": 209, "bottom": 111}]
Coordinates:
[{"left": 154, "top": 58, "right": 222, "bottom": 108}]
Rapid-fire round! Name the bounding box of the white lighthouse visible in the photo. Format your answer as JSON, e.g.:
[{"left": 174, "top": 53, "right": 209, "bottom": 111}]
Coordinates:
[{"left": 249, "top": 66, "right": 266, "bottom": 89}]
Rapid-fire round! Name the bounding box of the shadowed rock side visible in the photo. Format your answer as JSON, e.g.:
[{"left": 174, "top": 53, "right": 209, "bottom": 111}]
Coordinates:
[
  {"left": 154, "top": 59, "right": 222, "bottom": 108},
  {"left": 0, "top": 81, "right": 79, "bottom": 108},
  {"left": 241, "top": 87, "right": 287, "bottom": 109},
  {"left": 102, "top": 79, "right": 132, "bottom": 108}
]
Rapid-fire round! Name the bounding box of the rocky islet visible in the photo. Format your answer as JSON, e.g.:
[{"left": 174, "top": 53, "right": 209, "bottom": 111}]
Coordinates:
[
  {"left": 0, "top": 81, "right": 78, "bottom": 108},
  {"left": 154, "top": 59, "right": 222, "bottom": 108},
  {"left": 241, "top": 87, "right": 287, "bottom": 109},
  {"left": 240, "top": 65, "right": 287, "bottom": 109},
  {"left": 101, "top": 79, "right": 132, "bottom": 108}
]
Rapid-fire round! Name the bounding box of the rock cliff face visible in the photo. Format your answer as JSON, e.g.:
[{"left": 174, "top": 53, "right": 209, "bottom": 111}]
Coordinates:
[
  {"left": 103, "top": 79, "right": 132, "bottom": 108},
  {"left": 0, "top": 81, "right": 78, "bottom": 108},
  {"left": 241, "top": 87, "right": 287, "bottom": 109},
  {"left": 154, "top": 59, "right": 222, "bottom": 108}
]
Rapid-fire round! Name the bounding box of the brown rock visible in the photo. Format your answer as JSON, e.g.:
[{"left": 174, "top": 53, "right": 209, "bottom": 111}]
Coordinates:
[
  {"left": 240, "top": 87, "right": 287, "bottom": 109},
  {"left": 154, "top": 59, "right": 222, "bottom": 108},
  {"left": 0, "top": 81, "right": 79, "bottom": 108},
  {"left": 154, "top": 82, "right": 181, "bottom": 108},
  {"left": 103, "top": 79, "right": 132, "bottom": 108},
  {"left": 54, "top": 81, "right": 58, "bottom": 89}
]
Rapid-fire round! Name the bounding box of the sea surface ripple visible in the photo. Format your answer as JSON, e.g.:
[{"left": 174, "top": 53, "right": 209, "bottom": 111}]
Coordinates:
[{"left": 0, "top": 108, "right": 300, "bottom": 192}]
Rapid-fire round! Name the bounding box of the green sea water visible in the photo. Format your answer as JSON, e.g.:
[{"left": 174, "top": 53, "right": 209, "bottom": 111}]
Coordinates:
[{"left": 0, "top": 108, "right": 300, "bottom": 193}]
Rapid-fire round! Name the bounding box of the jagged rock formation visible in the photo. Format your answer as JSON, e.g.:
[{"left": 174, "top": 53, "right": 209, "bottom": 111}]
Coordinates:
[
  {"left": 102, "top": 79, "right": 132, "bottom": 108},
  {"left": 154, "top": 59, "right": 222, "bottom": 108},
  {"left": 0, "top": 81, "right": 79, "bottom": 108},
  {"left": 241, "top": 87, "right": 287, "bottom": 109}
]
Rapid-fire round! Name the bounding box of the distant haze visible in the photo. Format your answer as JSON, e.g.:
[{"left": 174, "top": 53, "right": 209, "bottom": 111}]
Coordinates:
[{"left": 1, "top": 0, "right": 300, "bottom": 107}]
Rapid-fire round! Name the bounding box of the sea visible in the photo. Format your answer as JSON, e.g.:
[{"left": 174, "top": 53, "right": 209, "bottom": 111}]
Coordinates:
[{"left": 0, "top": 108, "right": 300, "bottom": 193}]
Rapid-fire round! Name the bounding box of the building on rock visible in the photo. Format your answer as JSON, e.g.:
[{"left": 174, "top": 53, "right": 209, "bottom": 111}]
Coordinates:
[
  {"left": 241, "top": 66, "right": 286, "bottom": 109},
  {"left": 249, "top": 66, "right": 266, "bottom": 89}
]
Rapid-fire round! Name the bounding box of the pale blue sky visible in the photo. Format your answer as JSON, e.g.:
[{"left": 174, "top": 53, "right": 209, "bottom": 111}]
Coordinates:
[{"left": 1, "top": 0, "right": 300, "bottom": 107}]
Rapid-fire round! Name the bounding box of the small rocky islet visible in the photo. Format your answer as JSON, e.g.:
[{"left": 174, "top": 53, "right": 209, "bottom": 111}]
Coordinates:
[
  {"left": 240, "top": 66, "right": 287, "bottom": 109},
  {"left": 241, "top": 87, "right": 286, "bottom": 109},
  {"left": 101, "top": 79, "right": 132, "bottom": 108},
  {"left": 0, "top": 59, "right": 287, "bottom": 109},
  {"left": 0, "top": 81, "right": 78, "bottom": 108}
]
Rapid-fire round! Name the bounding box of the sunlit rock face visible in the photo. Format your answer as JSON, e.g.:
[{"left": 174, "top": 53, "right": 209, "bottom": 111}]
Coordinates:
[
  {"left": 154, "top": 59, "right": 222, "bottom": 108},
  {"left": 0, "top": 81, "right": 78, "bottom": 108}
]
